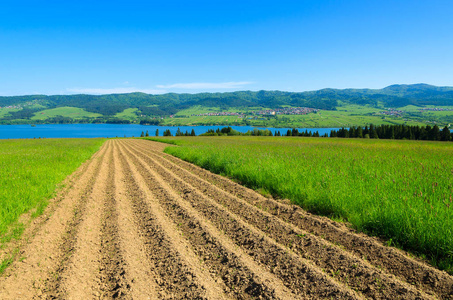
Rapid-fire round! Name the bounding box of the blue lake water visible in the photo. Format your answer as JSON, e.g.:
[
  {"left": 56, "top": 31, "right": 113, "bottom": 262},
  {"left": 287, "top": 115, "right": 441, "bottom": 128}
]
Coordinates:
[{"left": 0, "top": 124, "right": 340, "bottom": 139}]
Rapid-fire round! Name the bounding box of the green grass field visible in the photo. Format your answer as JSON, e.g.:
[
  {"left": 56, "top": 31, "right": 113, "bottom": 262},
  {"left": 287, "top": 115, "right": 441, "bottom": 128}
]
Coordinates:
[
  {"left": 0, "top": 138, "right": 105, "bottom": 244},
  {"left": 399, "top": 105, "right": 453, "bottom": 112},
  {"left": 148, "top": 136, "right": 453, "bottom": 273},
  {"left": 0, "top": 108, "right": 20, "bottom": 118},
  {"left": 263, "top": 111, "right": 427, "bottom": 128},
  {"left": 31, "top": 106, "right": 102, "bottom": 120},
  {"left": 162, "top": 115, "right": 245, "bottom": 126},
  {"left": 160, "top": 104, "right": 434, "bottom": 128},
  {"left": 115, "top": 108, "right": 139, "bottom": 121},
  {"left": 174, "top": 105, "right": 273, "bottom": 116}
]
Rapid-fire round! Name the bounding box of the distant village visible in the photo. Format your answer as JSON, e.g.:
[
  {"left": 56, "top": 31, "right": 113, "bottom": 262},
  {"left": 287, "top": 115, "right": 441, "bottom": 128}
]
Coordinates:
[
  {"left": 419, "top": 107, "right": 453, "bottom": 111},
  {"left": 191, "top": 107, "right": 319, "bottom": 118},
  {"left": 375, "top": 107, "right": 453, "bottom": 118},
  {"left": 377, "top": 109, "right": 404, "bottom": 117},
  {"left": 0, "top": 100, "right": 41, "bottom": 110}
]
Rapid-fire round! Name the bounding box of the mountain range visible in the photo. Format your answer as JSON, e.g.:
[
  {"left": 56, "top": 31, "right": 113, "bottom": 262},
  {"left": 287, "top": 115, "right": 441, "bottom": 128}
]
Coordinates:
[{"left": 1, "top": 84, "right": 452, "bottom": 124}]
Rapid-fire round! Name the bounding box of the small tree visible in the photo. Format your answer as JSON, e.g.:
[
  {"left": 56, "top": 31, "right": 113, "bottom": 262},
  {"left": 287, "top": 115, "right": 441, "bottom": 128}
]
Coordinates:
[
  {"left": 369, "top": 124, "right": 378, "bottom": 139},
  {"left": 357, "top": 126, "right": 363, "bottom": 138},
  {"left": 441, "top": 126, "right": 451, "bottom": 141},
  {"left": 191, "top": 129, "right": 196, "bottom": 136},
  {"left": 349, "top": 127, "right": 356, "bottom": 138},
  {"left": 431, "top": 125, "right": 440, "bottom": 141},
  {"left": 140, "top": 131, "right": 144, "bottom": 137},
  {"left": 155, "top": 129, "right": 159, "bottom": 136},
  {"left": 145, "top": 130, "right": 149, "bottom": 137}
]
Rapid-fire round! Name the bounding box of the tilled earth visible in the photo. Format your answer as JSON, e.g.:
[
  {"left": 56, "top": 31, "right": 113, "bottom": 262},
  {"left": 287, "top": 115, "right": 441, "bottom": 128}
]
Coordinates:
[{"left": 1, "top": 139, "right": 452, "bottom": 299}]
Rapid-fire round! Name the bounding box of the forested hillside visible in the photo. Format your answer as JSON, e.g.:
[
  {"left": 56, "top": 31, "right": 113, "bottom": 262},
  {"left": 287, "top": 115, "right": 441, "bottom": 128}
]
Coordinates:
[{"left": 1, "top": 84, "right": 452, "bottom": 126}]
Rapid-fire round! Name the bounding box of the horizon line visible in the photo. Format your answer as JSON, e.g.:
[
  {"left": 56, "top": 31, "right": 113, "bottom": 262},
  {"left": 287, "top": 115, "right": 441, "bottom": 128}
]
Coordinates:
[{"left": 0, "top": 82, "right": 449, "bottom": 97}]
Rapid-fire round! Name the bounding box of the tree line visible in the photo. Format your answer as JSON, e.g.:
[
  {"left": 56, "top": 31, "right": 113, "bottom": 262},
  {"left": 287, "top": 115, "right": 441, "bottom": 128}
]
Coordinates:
[
  {"left": 330, "top": 124, "right": 451, "bottom": 141},
  {"left": 149, "top": 125, "right": 451, "bottom": 141}
]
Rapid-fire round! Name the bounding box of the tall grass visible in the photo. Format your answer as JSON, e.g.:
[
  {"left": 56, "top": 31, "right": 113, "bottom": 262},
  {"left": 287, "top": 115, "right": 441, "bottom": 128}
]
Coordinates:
[
  {"left": 160, "top": 136, "right": 453, "bottom": 273},
  {"left": 0, "top": 138, "right": 105, "bottom": 242}
]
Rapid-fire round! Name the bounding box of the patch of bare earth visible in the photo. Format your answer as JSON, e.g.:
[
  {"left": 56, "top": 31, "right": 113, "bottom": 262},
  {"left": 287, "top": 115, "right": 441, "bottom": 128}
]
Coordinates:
[{"left": 0, "top": 139, "right": 452, "bottom": 299}]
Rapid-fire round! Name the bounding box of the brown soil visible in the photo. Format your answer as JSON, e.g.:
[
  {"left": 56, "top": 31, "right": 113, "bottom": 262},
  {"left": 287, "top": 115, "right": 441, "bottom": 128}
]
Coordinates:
[{"left": 0, "top": 139, "right": 452, "bottom": 299}]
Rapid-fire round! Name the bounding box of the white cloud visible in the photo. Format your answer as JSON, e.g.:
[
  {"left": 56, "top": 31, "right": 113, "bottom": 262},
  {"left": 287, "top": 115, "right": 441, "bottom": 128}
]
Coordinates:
[
  {"left": 156, "top": 81, "right": 253, "bottom": 89},
  {"left": 66, "top": 81, "right": 254, "bottom": 95},
  {"left": 66, "top": 87, "right": 166, "bottom": 95}
]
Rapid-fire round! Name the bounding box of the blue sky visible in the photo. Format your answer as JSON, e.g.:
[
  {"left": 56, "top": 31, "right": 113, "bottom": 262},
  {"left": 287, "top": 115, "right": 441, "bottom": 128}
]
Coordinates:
[{"left": 0, "top": 0, "right": 452, "bottom": 95}]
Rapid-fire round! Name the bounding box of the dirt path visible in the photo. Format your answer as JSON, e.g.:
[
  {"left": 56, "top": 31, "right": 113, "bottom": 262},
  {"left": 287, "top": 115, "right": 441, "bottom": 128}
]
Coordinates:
[{"left": 1, "top": 139, "right": 452, "bottom": 299}]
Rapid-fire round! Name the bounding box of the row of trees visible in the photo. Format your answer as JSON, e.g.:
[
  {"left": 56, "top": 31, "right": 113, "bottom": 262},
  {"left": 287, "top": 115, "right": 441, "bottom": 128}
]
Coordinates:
[
  {"left": 142, "top": 125, "right": 451, "bottom": 141},
  {"left": 330, "top": 124, "right": 451, "bottom": 141},
  {"left": 156, "top": 127, "right": 281, "bottom": 137},
  {"left": 200, "top": 127, "right": 278, "bottom": 136},
  {"left": 149, "top": 128, "right": 196, "bottom": 137},
  {"left": 285, "top": 128, "right": 325, "bottom": 137},
  {"left": 175, "top": 128, "right": 196, "bottom": 136},
  {"left": 198, "top": 127, "right": 325, "bottom": 137},
  {"left": 140, "top": 131, "right": 150, "bottom": 137}
]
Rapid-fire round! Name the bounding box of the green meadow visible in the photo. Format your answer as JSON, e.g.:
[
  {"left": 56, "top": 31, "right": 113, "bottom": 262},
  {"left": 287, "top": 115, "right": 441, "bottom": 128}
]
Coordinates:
[
  {"left": 0, "top": 138, "right": 105, "bottom": 244},
  {"left": 31, "top": 106, "right": 102, "bottom": 120},
  {"left": 160, "top": 104, "right": 431, "bottom": 128},
  {"left": 114, "top": 108, "right": 139, "bottom": 121},
  {"left": 163, "top": 115, "right": 245, "bottom": 126},
  {"left": 0, "top": 108, "right": 20, "bottom": 119},
  {"left": 149, "top": 136, "right": 453, "bottom": 273}
]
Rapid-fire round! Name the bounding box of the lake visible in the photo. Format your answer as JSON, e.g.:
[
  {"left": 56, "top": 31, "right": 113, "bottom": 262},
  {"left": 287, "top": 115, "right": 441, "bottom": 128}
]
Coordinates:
[{"left": 0, "top": 124, "right": 340, "bottom": 139}]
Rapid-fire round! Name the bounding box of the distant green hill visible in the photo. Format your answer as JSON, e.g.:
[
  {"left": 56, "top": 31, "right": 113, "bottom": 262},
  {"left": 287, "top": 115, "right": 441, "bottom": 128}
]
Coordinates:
[{"left": 1, "top": 84, "right": 452, "bottom": 127}]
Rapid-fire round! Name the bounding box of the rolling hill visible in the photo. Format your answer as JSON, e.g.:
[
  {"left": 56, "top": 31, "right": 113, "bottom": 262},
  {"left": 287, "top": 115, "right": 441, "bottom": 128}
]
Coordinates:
[{"left": 1, "top": 84, "right": 452, "bottom": 127}]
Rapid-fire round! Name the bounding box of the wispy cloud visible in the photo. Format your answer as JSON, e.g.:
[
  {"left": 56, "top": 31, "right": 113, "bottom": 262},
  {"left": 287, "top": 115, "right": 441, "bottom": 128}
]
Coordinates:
[
  {"left": 66, "top": 81, "right": 254, "bottom": 95},
  {"left": 156, "top": 81, "right": 253, "bottom": 89},
  {"left": 66, "top": 87, "right": 166, "bottom": 95}
]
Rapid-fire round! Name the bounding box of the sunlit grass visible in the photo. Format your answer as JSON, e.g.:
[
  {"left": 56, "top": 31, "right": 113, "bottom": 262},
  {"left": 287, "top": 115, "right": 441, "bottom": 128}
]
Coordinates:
[
  {"left": 30, "top": 106, "right": 102, "bottom": 120},
  {"left": 0, "top": 138, "right": 105, "bottom": 242},
  {"left": 114, "top": 108, "right": 139, "bottom": 121}
]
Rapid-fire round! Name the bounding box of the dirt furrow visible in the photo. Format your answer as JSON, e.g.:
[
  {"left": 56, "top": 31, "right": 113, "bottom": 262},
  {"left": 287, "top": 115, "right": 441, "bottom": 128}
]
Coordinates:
[
  {"left": 0, "top": 138, "right": 109, "bottom": 299},
  {"left": 133, "top": 139, "right": 453, "bottom": 300},
  {"left": 119, "top": 140, "right": 360, "bottom": 299},
  {"left": 129, "top": 139, "right": 437, "bottom": 299},
  {"left": 98, "top": 141, "right": 131, "bottom": 298},
  {"left": 118, "top": 140, "right": 307, "bottom": 299},
  {"left": 111, "top": 142, "right": 160, "bottom": 299},
  {"left": 55, "top": 140, "right": 114, "bottom": 299},
  {"left": 116, "top": 142, "right": 227, "bottom": 299}
]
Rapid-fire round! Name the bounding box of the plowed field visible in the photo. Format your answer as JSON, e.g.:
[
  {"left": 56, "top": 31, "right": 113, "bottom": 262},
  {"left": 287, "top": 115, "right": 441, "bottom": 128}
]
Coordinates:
[{"left": 1, "top": 139, "right": 452, "bottom": 299}]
